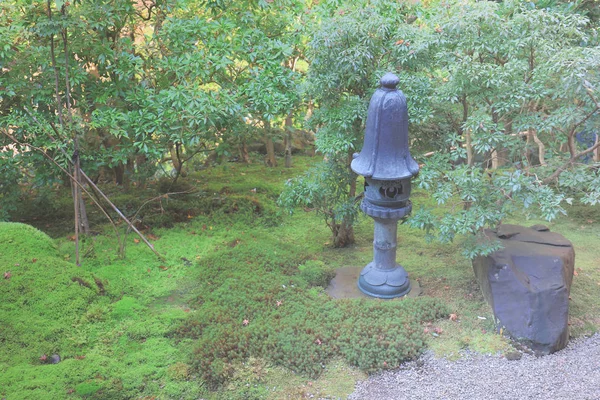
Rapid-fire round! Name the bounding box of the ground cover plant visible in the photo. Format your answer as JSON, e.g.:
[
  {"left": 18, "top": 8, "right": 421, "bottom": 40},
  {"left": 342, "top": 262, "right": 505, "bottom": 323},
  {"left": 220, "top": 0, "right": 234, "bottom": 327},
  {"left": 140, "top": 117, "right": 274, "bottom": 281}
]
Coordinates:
[
  {"left": 2, "top": 156, "right": 600, "bottom": 399},
  {"left": 2, "top": 0, "right": 600, "bottom": 398}
]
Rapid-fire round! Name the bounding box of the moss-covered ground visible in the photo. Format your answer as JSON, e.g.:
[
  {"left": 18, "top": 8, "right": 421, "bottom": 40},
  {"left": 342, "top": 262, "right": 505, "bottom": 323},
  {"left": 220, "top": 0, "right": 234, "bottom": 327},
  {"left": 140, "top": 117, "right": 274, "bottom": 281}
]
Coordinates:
[{"left": 2, "top": 155, "right": 600, "bottom": 399}]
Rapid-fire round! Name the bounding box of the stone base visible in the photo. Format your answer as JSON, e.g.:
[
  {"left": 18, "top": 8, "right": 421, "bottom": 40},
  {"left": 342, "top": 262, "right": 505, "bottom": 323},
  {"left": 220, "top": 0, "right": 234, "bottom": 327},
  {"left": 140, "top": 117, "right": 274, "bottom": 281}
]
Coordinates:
[
  {"left": 358, "top": 263, "right": 410, "bottom": 299},
  {"left": 326, "top": 266, "right": 421, "bottom": 299}
]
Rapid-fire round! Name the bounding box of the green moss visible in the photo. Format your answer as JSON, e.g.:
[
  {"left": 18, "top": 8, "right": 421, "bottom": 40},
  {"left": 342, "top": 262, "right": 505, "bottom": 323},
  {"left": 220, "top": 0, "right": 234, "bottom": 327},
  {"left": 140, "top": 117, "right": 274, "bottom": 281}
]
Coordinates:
[
  {"left": 298, "top": 260, "right": 336, "bottom": 288},
  {"left": 4, "top": 156, "right": 600, "bottom": 399},
  {"left": 75, "top": 382, "right": 102, "bottom": 397},
  {"left": 111, "top": 296, "right": 144, "bottom": 320}
]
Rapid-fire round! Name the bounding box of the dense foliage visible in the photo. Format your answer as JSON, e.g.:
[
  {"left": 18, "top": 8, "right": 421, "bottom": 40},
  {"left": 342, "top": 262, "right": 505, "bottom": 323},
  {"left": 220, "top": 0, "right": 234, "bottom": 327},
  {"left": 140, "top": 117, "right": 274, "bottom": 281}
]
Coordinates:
[{"left": 2, "top": 0, "right": 600, "bottom": 253}]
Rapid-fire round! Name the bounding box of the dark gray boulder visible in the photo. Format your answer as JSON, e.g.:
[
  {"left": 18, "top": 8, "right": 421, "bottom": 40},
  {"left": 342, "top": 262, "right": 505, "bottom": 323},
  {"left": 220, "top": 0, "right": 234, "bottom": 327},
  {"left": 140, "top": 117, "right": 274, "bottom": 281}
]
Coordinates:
[{"left": 472, "top": 224, "right": 575, "bottom": 355}]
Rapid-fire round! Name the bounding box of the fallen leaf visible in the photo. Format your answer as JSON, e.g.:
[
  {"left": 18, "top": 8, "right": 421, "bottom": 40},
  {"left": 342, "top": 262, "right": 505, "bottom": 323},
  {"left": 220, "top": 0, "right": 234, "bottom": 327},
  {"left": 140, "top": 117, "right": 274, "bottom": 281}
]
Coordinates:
[
  {"left": 395, "top": 39, "right": 405, "bottom": 45},
  {"left": 4, "top": 271, "right": 11, "bottom": 280},
  {"left": 433, "top": 327, "right": 443, "bottom": 334},
  {"left": 158, "top": 265, "right": 169, "bottom": 271},
  {"left": 32, "top": 258, "right": 37, "bottom": 263},
  {"left": 574, "top": 270, "right": 579, "bottom": 276},
  {"left": 75, "top": 355, "right": 86, "bottom": 360},
  {"left": 133, "top": 238, "right": 140, "bottom": 244},
  {"left": 449, "top": 313, "right": 458, "bottom": 321}
]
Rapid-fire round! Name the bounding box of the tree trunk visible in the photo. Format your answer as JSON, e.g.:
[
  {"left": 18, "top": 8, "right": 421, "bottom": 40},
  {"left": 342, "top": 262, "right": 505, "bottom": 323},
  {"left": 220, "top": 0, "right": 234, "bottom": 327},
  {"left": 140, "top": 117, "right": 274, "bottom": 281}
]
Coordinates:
[
  {"left": 123, "top": 158, "right": 134, "bottom": 190},
  {"left": 114, "top": 163, "right": 125, "bottom": 185},
  {"left": 594, "top": 134, "right": 600, "bottom": 163},
  {"left": 239, "top": 141, "right": 251, "bottom": 164},
  {"left": 169, "top": 143, "right": 187, "bottom": 177},
  {"left": 136, "top": 154, "right": 148, "bottom": 189},
  {"left": 78, "top": 180, "right": 90, "bottom": 235},
  {"left": 284, "top": 114, "right": 293, "bottom": 168},
  {"left": 466, "top": 129, "right": 474, "bottom": 166},
  {"left": 264, "top": 120, "right": 277, "bottom": 167},
  {"left": 332, "top": 219, "right": 355, "bottom": 248},
  {"left": 530, "top": 129, "right": 546, "bottom": 166}
]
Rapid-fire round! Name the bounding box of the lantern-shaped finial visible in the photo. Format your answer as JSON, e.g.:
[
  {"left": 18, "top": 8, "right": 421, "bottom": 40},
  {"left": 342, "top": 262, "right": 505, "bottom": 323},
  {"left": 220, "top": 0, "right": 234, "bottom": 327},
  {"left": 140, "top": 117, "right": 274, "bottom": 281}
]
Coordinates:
[
  {"left": 351, "top": 72, "right": 418, "bottom": 299},
  {"left": 351, "top": 72, "right": 419, "bottom": 182}
]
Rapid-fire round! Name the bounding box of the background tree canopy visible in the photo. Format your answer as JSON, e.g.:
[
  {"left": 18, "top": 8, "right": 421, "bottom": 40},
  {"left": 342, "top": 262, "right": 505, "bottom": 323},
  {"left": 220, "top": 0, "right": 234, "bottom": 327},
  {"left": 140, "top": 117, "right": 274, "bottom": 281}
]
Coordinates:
[{"left": 1, "top": 0, "right": 600, "bottom": 255}]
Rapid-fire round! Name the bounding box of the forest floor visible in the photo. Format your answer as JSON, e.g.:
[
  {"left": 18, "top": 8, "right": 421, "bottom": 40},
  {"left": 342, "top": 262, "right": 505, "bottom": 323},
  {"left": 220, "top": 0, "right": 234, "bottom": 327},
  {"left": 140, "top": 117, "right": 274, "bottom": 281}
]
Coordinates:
[{"left": 1, "top": 155, "right": 599, "bottom": 399}]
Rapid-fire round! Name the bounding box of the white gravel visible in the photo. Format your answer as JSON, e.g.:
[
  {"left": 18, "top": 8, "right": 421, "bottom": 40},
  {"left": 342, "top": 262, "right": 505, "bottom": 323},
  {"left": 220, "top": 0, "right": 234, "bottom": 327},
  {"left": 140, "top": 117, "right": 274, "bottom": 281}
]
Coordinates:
[{"left": 349, "top": 334, "right": 600, "bottom": 400}]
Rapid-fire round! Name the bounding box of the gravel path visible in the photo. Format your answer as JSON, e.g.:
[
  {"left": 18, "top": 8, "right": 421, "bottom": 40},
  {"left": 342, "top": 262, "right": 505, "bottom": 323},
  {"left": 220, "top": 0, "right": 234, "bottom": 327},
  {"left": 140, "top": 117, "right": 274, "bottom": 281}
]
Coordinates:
[{"left": 349, "top": 334, "right": 600, "bottom": 400}]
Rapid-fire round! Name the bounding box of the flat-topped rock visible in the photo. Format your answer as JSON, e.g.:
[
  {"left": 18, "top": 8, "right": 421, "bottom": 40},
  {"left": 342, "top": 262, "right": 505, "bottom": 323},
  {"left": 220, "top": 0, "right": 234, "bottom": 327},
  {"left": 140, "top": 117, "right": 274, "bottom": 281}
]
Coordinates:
[{"left": 473, "top": 224, "right": 575, "bottom": 355}]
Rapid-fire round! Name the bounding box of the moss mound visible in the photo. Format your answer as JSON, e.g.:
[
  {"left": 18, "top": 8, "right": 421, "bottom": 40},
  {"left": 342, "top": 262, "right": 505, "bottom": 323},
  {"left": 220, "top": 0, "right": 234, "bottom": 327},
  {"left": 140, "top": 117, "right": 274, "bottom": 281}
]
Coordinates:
[{"left": 0, "top": 223, "right": 105, "bottom": 396}]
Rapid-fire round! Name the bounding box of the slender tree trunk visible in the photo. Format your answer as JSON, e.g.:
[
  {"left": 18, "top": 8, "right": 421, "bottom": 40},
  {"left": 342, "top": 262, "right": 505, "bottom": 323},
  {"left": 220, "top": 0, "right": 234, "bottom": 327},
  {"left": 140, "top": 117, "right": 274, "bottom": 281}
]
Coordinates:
[
  {"left": 284, "top": 114, "right": 293, "bottom": 168},
  {"left": 61, "top": 4, "right": 88, "bottom": 262},
  {"left": 460, "top": 95, "right": 473, "bottom": 166},
  {"left": 136, "top": 154, "right": 148, "bottom": 189},
  {"left": 239, "top": 141, "right": 251, "bottom": 164},
  {"left": 114, "top": 164, "right": 125, "bottom": 185},
  {"left": 169, "top": 143, "right": 187, "bottom": 179},
  {"left": 123, "top": 158, "right": 134, "bottom": 190},
  {"left": 79, "top": 186, "right": 90, "bottom": 234},
  {"left": 491, "top": 149, "right": 499, "bottom": 170},
  {"left": 466, "top": 129, "right": 474, "bottom": 166},
  {"left": 530, "top": 129, "right": 546, "bottom": 166},
  {"left": 331, "top": 149, "right": 358, "bottom": 247},
  {"left": 264, "top": 120, "right": 277, "bottom": 167}
]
